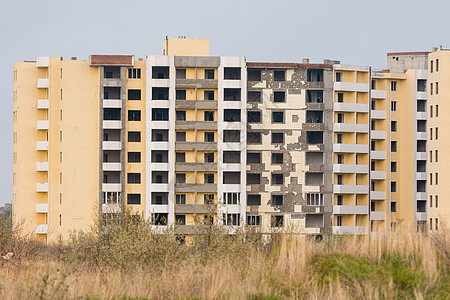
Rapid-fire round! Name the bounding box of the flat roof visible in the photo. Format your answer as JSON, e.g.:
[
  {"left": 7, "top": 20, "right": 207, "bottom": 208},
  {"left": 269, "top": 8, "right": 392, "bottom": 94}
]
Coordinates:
[
  {"left": 387, "top": 52, "right": 429, "bottom": 56},
  {"left": 247, "top": 62, "right": 332, "bottom": 69}
]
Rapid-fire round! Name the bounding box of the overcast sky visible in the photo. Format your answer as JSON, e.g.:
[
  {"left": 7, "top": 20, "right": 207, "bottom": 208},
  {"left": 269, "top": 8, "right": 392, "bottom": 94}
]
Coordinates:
[{"left": 1, "top": 0, "right": 449, "bottom": 206}]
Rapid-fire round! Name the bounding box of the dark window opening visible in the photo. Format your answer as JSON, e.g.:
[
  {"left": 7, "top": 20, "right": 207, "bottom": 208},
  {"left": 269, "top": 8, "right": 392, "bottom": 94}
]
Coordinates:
[
  {"left": 176, "top": 110, "right": 186, "bottom": 121},
  {"left": 176, "top": 69, "right": 186, "bottom": 79},
  {"left": 205, "top": 69, "right": 215, "bottom": 79},
  {"left": 224, "top": 67, "right": 241, "bottom": 80},
  {"left": 248, "top": 69, "right": 261, "bottom": 81},
  {"left": 152, "top": 171, "right": 168, "bottom": 183},
  {"left": 305, "top": 172, "right": 323, "bottom": 185},
  {"left": 176, "top": 90, "right": 186, "bottom": 100},
  {"left": 307, "top": 69, "right": 323, "bottom": 82},
  {"left": 128, "top": 110, "right": 141, "bottom": 121},
  {"left": 204, "top": 173, "right": 215, "bottom": 183},
  {"left": 247, "top": 152, "right": 261, "bottom": 164},
  {"left": 104, "top": 108, "right": 121, "bottom": 120},
  {"left": 306, "top": 111, "right": 323, "bottom": 123},
  {"left": 104, "top": 66, "right": 120, "bottom": 79},
  {"left": 272, "top": 132, "right": 284, "bottom": 144},
  {"left": 247, "top": 195, "right": 261, "bottom": 206},
  {"left": 307, "top": 90, "right": 323, "bottom": 103},
  {"left": 248, "top": 91, "right": 261, "bottom": 102},
  {"left": 307, "top": 131, "right": 323, "bottom": 144},
  {"left": 128, "top": 152, "right": 141, "bottom": 163},
  {"left": 176, "top": 173, "right": 186, "bottom": 184},
  {"left": 272, "top": 195, "right": 283, "bottom": 206},
  {"left": 204, "top": 132, "right": 214, "bottom": 142},
  {"left": 204, "top": 153, "right": 215, "bottom": 163},
  {"left": 204, "top": 90, "right": 214, "bottom": 100},
  {"left": 127, "top": 173, "right": 141, "bottom": 184},
  {"left": 152, "top": 87, "right": 169, "bottom": 100},
  {"left": 128, "top": 89, "right": 141, "bottom": 100},
  {"left": 127, "top": 194, "right": 141, "bottom": 205},
  {"left": 152, "top": 129, "right": 168, "bottom": 142},
  {"left": 104, "top": 87, "right": 121, "bottom": 100},
  {"left": 152, "top": 108, "right": 168, "bottom": 121},
  {"left": 272, "top": 111, "right": 284, "bottom": 123},
  {"left": 176, "top": 152, "right": 185, "bottom": 162},
  {"left": 306, "top": 152, "right": 323, "bottom": 165},
  {"left": 224, "top": 88, "right": 241, "bottom": 101},
  {"left": 204, "top": 111, "right": 215, "bottom": 121},
  {"left": 223, "top": 172, "right": 240, "bottom": 184},
  {"left": 128, "top": 131, "right": 141, "bottom": 142},
  {"left": 247, "top": 132, "right": 262, "bottom": 144},
  {"left": 272, "top": 173, "right": 284, "bottom": 185},
  {"left": 176, "top": 131, "right": 186, "bottom": 142},
  {"left": 247, "top": 173, "right": 261, "bottom": 185},
  {"left": 152, "top": 150, "right": 168, "bottom": 163},
  {"left": 223, "top": 130, "right": 240, "bottom": 142},
  {"left": 248, "top": 111, "right": 261, "bottom": 123},
  {"left": 152, "top": 213, "right": 168, "bottom": 225},
  {"left": 223, "top": 151, "right": 240, "bottom": 163},
  {"left": 274, "top": 91, "right": 286, "bottom": 102},
  {"left": 274, "top": 70, "right": 285, "bottom": 81},
  {"left": 224, "top": 109, "right": 241, "bottom": 122},
  {"left": 152, "top": 66, "right": 169, "bottom": 79},
  {"left": 272, "top": 215, "right": 284, "bottom": 227},
  {"left": 272, "top": 153, "right": 283, "bottom": 164}
]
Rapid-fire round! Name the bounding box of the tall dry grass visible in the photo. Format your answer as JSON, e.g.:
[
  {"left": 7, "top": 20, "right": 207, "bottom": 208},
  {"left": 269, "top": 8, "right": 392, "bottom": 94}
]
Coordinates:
[{"left": 0, "top": 211, "right": 449, "bottom": 299}]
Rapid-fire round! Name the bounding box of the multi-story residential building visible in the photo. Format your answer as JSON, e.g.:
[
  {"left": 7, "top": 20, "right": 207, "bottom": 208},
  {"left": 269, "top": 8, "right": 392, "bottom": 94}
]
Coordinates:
[{"left": 12, "top": 38, "right": 448, "bottom": 243}]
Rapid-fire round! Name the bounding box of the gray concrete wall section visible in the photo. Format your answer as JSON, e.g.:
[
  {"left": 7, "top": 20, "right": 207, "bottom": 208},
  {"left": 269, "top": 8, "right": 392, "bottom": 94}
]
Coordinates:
[
  {"left": 387, "top": 54, "right": 428, "bottom": 73},
  {"left": 247, "top": 65, "right": 333, "bottom": 234}
]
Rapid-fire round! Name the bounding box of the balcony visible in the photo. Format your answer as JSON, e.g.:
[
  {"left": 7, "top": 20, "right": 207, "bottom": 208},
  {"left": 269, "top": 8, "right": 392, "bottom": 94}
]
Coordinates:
[
  {"left": 175, "top": 142, "right": 217, "bottom": 151},
  {"left": 37, "top": 120, "right": 49, "bottom": 130},
  {"left": 370, "top": 211, "right": 385, "bottom": 220},
  {"left": 416, "top": 212, "right": 427, "bottom": 221},
  {"left": 333, "top": 164, "right": 369, "bottom": 174},
  {"left": 36, "top": 162, "right": 48, "bottom": 172},
  {"left": 334, "top": 82, "right": 369, "bottom": 93},
  {"left": 175, "top": 204, "right": 211, "bottom": 214},
  {"left": 102, "top": 203, "right": 122, "bottom": 214},
  {"left": 333, "top": 205, "right": 368, "bottom": 215},
  {"left": 102, "top": 163, "right": 121, "bottom": 171},
  {"left": 333, "top": 144, "right": 369, "bottom": 153},
  {"left": 333, "top": 123, "right": 369, "bottom": 133},
  {"left": 175, "top": 100, "right": 218, "bottom": 110},
  {"left": 333, "top": 226, "right": 369, "bottom": 235},
  {"left": 36, "top": 203, "right": 48, "bottom": 213},
  {"left": 371, "top": 90, "right": 386, "bottom": 99},
  {"left": 371, "top": 110, "right": 386, "bottom": 119},
  {"left": 37, "top": 79, "right": 49, "bottom": 89},
  {"left": 37, "top": 99, "right": 49, "bottom": 109},
  {"left": 103, "top": 120, "right": 122, "bottom": 129},
  {"left": 102, "top": 141, "right": 121, "bottom": 150},
  {"left": 370, "top": 191, "right": 385, "bottom": 200},
  {"left": 37, "top": 141, "right": 48, "bottom": 151},
  {"left": 102, "top": 183, "right": 121, "bottom": 192},
  {"left": 103, "top": 100, "right": 122, "bottom": 108},
  {"left": 37, "top": 57, "right": 49, "bottom": 68},
  {"left": 175, "top": 183, "right": 217, "bottom": 193},
  {"left": 333, "top": 185, "right": 369, "bottom": 194},
  {"left": 370, "top": 171, "right": 385, "bottom": 180},
  {"left": 371, "top": 130, "right": 385, "bottom": 140},
  {"left": 36, "top": 224, "right": 48, "bottom": 234},
  {"left": 334, "top": 103, "right": 369, "bottom": 113},
  {"left": 371, "top": 151, "right": 385, "bottom": 160},
  {"left": 175, "top": 121, "right": 218, "bottom": 131},
  {"left": 175, "top": 162, "right": 217, "bottom": 172},
  {"left": 36, "top": 183, "right": 48, "bottom": 192}
]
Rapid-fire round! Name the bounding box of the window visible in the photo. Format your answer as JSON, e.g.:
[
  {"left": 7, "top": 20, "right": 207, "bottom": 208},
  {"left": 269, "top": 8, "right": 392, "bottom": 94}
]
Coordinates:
[
  {"left": 176, "top": 68, "right": 186, "bottom": 79},
  {"left": 127, "top": 194, "right": 141, "bottom": 205},
  {"left": 430, "top": 195, "right": 433, "bottom": 207},
  {"left": 175, "top": 215, "right": 186, "bottom": 225},
  {"left": 224, "top": 109, "right": 241, "bottom": 122},
  {"left": 430, "top": 218, "right": 433, "bottom": 231},
  {"left": 430, "top": 128, "right": 433, "bottom": 140},
  {"left": 391, "top": 101, "right": 397, "bottom": 112},
  {"left": 247, "top": 173, "right": 261, "bottom": 185},
  {"left": 391, "top": 162, "right": 397, "bottom": 172},
  {"left": 436, "top": 105, "right": 439, "bottom": 117},
  {"left": 205, "top": 69, "right": 215, "bottom": 79},
  {"left": 223, "top": 130, "right": 240, "bottom": 142},
  {"left": 391, "top": 121, "right": 397, "bottom": 132},
  {"left": 430, "top": 60, "right": 433, "bottom": 73},
  {"left": 430, "top": 151, "right": 433, "bottom": 162},
  {"left": 436, "top": 150, "right": 438, "bottom": 162},
  {"left": 337, "top": 195, "right": 343, "bottom": 206},
  {"left": 247, "top": 215, "right": 261, "bottom": 226},
  {"left": 204, "top": 194, "right": 214, "bottom": 204},
  {"left": 176, "top": 90, "right": 186, "bottom": 100},
  {"left": 274, "top": 70, "right": 285, "bottom": 81},
  {"left": 248, "top": 111, "right": 261, "bottom": 123},
  {"left": 391, "top": 202, "right": 397, "bottom": 212},
  {"left": 247, "top": 152, "right": 261, "bottom": 164},
  {"left": 272, "top": 153, "right": 283, "bottom": 164},
  {"left": 176, "top": 152, "right": 185, "bottom": 162},
  {"left": 337, "top": 134, "right": 343, "bottom": 144},
  {"left": 436, "top": 195, "right": 439, "bottom": 207},
  {"left": 128, "top": 131, "right": 141, "bottom": 142},
  {"left": 223, "top": 151, "right": 240, "bottom": 163},
  {"left": 224, "top": 67, "right": 241, "bottom": 80},
  {"left": 152, "top": 108, "right": 168, "bottom": 121},
  {"left": 128, "top": 152, "right": 141, "bottom": 163},
  {"left": 335, "top": 72, "right": 342, "bottom": 82},
  {"left": 176, "top": 131, "right": 186, "bottom": 142},
  {"left": 371, "top": 80, "right": 376, "bottom": 90},
  {"left": 371, "top": 120, "right": 375, "bottom": 130},
  {"left": 152, "top": 213, "right": 168, "bottom": 226},
  {"left": 273, "top": 91, "right": 286, "bottom": 102},
  {"left": 247, "top": 194, "right": 261, "bottom": 206},
  {"left": 224, "top": 88, "right": 241, "bottom": 101},
  {"left": 272, "top": 195, "right": 283, "bottom": 206},
  {"left": 152, "top": 66, "right": 169, "bottom": 79},
  {"left": 204, "top": 152, "right": 214, "bottom": 163},
  {"left": 337, "top": 175, "right": 343, "bottom": 185},
  {"left": 272, "top": 132, "right": 284, "bottom": 144},
  {"left": 204, "top": 174, "right": 214, "bottom": 184},
  {"left": 204, "top": 90, "right": 214, "bottom": 100},
  {"left": 337, "top": 154, "right": 344, "bottom": 164},
  {"left": 247, "top": 132, "right": 262, "bottom": 144},
  {"left": 272, "top": 173, "right": 284, "bottom": 185},
  {"left": 436, "top": 218, "right": 438, "bottom": 230},
  {"left": 337, "top": 113, "right": 344, "bottom": 123},
  {"left": 224, "top": 214, "right": 240, "bottom": 226},
  {"left": 271, "top": 215, "right": 284, "bottom": 227},
  {"left": 176, "top": 111, "right": 186, "bottom": 121},
  {"left": 436, "top": 59, "right": 439, "bottom": 71},
  {"left": 337, "top": 216, "right": 343, "bottom": 226},
  {"left": 152, "top": 87, "right": 169, "bottom": 100},
  {"left": 337, "top": 93, "right": 344, "bottom": 103},
  {"left": 306, "top": 193, "right": 323, "bottom": 206},
  {"left": 128, "top": 89, "right": 141, "bottom": 100},
  {"left": 436, "top": 82, "right": 439, "bottom": 94},
  {"left": 436, "top": 173, "right": 438, "bottom": 185},
  {"left": 371, "top": 100, "right": 376, "bottom": 110},
  {"left": 430, "top": 83, "right": 433, "bottom": 95},
  {"left": 248, "top": 91, "right": 261, "bottom": 103},
  {"left": 248, "top": 69, "right": 261, "bottom": 81},
  {"left": 128, "top": 110, "right": 141, "bottom": 121},
  {"left": 204, "top": 111, "right": 215, "bottom": 121},
  {"left": 127, "top": 173, "right": 141, "bottom": 184},
  {"left": 204, "top": 132, "right": 215, "bottom": 142},
  {"left": 435, "top": 127, "right": 438, "bottom": 140},
  {"left": 272, "top": 111, "right": 284, "bottom": 123},
  {"left": 390, "top": 81, "right": 397, "bottom": 91},
  {"left": 176, "top": 194, "right": 186, "bottom": 204},
  {"left": 371, "top": 161, "right": 376, "bottom": 171},
  {"left": 391, "top": 141, "right": 397, "bottom": 152},
  {"left": 128, "top": 68, "right": 141, "bottom": 79},
  {"left": 224, "top": 192, "right": 240, "bottom": 205},
  {"left": 391, "top": 182, "right": 397, "bottom": 192}
]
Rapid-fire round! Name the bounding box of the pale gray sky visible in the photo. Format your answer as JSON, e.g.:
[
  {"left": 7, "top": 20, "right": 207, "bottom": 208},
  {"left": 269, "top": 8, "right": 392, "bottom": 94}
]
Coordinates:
[{"left": 1, "top": 0, "right": 449, "bottom": 205}]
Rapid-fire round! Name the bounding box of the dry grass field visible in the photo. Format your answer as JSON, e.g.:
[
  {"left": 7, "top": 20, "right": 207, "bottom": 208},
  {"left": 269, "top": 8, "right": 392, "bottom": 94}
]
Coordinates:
[{"left": 0, "top": 212, "right": 449, "bottom": 299}]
